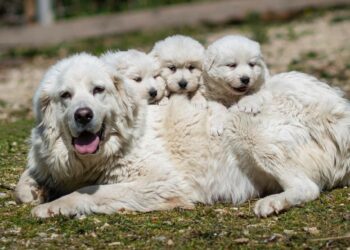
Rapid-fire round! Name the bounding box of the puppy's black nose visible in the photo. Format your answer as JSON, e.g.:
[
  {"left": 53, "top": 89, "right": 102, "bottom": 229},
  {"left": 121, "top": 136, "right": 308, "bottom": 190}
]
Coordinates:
[
  {"left": 240, "top": 76, "right": 250, "bottom": 85},
  {"left": 149, "top": 88, "right": 158, "bottom": 98},
  {"left": 74, "top": 107, "right": 93, "bottom": 125},
  {"left": 178, "top": 80, "right": 188, "bottom": 89}
]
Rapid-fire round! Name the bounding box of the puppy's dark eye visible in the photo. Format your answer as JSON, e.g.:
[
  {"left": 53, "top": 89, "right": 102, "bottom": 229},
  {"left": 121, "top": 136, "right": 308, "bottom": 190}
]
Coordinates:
[
  {"left": 227, "top": 63, "right": 237, "bottom": 68},
  {"left": 168, "top": 65, "right": 176, "bottom": 72},
  {"left": 249, "top": 62, "right": 256, "bottom": 67},
  {"left": 188, "top": 65, "right": 195, "bottom": 71},
  {"left": 93, "top": 86, "right": 105, "bottom": 95},
  {"left": 134, "top": 77, "right": 142, "bottom": 82},
  {"left": 60, "top": 91, "right": 71, "bottom": 99}
]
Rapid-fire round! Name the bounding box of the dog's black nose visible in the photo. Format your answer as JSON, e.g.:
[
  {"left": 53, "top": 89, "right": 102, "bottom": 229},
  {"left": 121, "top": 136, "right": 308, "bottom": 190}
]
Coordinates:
[
  {"left": 74, "top": 107, "right": 93, "bottom": 125},
  {"left": 178, "top": 80, "right": 188, "bottom": 89},
  {"left": 240, "top": 76, "right": 250, "bottom": 85},
  {"left": 149, "top": 88, "right": 158, "bottom": 98}
]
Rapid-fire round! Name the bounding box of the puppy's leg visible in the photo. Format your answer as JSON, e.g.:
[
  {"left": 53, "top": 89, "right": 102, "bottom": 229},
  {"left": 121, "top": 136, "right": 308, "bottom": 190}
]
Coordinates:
[
  {"left": 31, "top": 179, "right": 194, "bottom": 218},
  {"left": 254, "top": 170, "right": 320, "bottom": 217},
  {"left": 208, "top": 102, "right": 227, "bottom": 136},
  {"left": 190, "top": 91, "right": 207, "bottom": 109},
  {"left": 15, "top": 169, "right": 47, "bottom": 204}
]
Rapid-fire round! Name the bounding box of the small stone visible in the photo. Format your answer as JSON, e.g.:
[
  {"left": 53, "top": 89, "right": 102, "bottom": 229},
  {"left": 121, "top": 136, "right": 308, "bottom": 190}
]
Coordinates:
[
  {"left": 283, "top": 229, "right": 295, "bottom": 235},
  {"left": 154, "top": 236, "right": 167, "bottom": 242},
  {"left": 78, "top": 215, "right": 87, "bottom": 220},
  {"left": 100, "top": 223, "right": 110, "bottom": 230},
  {"left": 303, "top": 227, "right": 319, "bottom": 235},
  {"left": 90, "top": 232, "right": 97, "bottom": 238},
  {"left": 167, "top": 239, "right": 174, "bottom": 246},
  {"left": 50, "top": 233, "right": 59, "bottom": 239},
  {"left": 5, "top": 201, "right": 16, "bottom": 206},
  {"left": 108, "top": 242, "right": 121, "bottom": 246},
  {"left": 93, "top": 218, "right": 101, "bottom": 224},
  {"left": 37, "top": 232, "right": 47, "bottom": 238},
  {"left": 234, "top": 237, "right": 249, "bottom": 244},
  {"left": 243, "top": 229, "right": 250, "bottom": 236},
  {"left": 0, "top": 193, "right": 7, "bottom": 199},
  {"left": 231, "top": 207, "right": 239, "bottom": 211}
]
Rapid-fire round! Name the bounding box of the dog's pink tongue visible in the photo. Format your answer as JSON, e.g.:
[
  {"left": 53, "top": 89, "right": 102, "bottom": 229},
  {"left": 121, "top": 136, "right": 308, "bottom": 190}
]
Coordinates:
[{"left": 73, "top": 132, "right": 100, "bottom": 154}]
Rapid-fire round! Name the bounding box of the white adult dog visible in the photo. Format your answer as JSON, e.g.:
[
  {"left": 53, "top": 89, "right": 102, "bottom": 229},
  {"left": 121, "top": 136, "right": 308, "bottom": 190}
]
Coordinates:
[
  {"left": 150, "top": 35, "right": 207, "bottom": 107},
  {"left": 204, "top": 35, "right": 270, "bottom": 135},
  {"left": 101, "top": 49, "right": 166, "bottom": 104},
  {"left": 15, "top": 53, "right": 350, "bottom": 218}
]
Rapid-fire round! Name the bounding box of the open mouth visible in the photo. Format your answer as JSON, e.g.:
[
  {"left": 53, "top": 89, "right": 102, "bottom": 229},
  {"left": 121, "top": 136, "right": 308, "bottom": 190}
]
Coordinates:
[
  {"left": 232, "top": 86, "right": 248, "bottom": 93},
  {"left": 72, "top": 124, "right": 105, "bottom": 155}
]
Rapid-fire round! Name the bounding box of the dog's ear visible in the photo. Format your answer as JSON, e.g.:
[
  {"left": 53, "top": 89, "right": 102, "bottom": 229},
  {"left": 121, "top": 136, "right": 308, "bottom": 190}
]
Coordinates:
[
  {"left": 203, "top": 49, "right": 216, "bottom": 72},
  {"left": 259, "top": 57, "right": 270, "bottom": 80}
]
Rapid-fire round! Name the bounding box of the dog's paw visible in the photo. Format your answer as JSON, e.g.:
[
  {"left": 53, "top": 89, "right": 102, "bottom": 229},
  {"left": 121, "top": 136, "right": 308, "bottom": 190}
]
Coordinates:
[
  {"left": 191, "top": 95, "right": 207, "bottom": 109},
  {"left": 254, "top": 194, "right": 290, "bottom": 217},
  {"left": 15, "top": 182, "right": 46, "bottom": 205},
  {"left": 237, "top": 95, "right": 263, "bottom": 114},
  {"left": 32, "top": 199, "right": 81, "bottom": 218},
  {"left": 209, "top": 119, "right": 224, "bottom": 136}
]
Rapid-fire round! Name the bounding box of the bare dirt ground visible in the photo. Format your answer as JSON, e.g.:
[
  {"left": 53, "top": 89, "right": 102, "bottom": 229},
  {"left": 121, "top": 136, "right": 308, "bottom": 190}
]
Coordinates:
[{"left": 0, "top": 9, "right": 349, "bottom": 121}]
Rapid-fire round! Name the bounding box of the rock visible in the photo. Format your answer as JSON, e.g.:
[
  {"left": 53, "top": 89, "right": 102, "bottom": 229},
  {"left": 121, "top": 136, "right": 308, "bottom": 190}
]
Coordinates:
[
  {"left": 0, "top": 192, "right": 7, "bottom": 199},
  {"left": 167, "top": 239, "right": 174, "bottom": 246},
  {"left": 234, "top": 237, "right": 249, "bottom": 244},
  {"left": 303, "top": 227, "right": 320, "bottom": 235},
  {"left": 37, "top": 232, "right": 47, "bottom": 238},
  {"left": 154, "top": 236, "right": 167, "bottom": 242}
]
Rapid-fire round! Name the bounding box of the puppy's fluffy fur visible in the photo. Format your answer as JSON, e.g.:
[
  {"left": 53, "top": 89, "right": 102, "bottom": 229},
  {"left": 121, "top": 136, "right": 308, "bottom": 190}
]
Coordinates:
[
  {"left": 101, "top": 49, "right": 166, "bottom": 104},
  {"left": 150, "top": 35, "right": 206, "bottom": 107},
  {"left": 15, "top": 53, "right": 350, "bottom": 219},
  {"left": 204, "top": 35, "right": 270, "bottom": 135}
]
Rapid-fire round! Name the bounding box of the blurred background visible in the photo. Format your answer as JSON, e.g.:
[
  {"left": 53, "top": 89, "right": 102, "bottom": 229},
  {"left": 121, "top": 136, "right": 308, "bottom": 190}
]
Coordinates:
[{"left": 0, "top": 0, "right": 349, "bottom": 121}]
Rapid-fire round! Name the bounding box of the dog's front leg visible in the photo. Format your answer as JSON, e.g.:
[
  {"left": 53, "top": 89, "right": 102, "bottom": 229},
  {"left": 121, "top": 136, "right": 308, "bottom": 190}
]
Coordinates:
[
  {"left": 208, "top": 102, "right": 227, "bottom": 136},
  {"left": 31, "top": 179, "right": 194, "bottom": 218}
]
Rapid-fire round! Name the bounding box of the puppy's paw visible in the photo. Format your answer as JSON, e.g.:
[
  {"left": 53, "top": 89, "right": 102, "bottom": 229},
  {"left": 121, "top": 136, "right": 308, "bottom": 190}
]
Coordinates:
[
  {"left": 237, "top": 96, "right": 262, "bottom": 114},
  {"left": 254, "top": 194, "right": 290, "bottom": 218},
  {"left": 191, "top": 94, "right": 207, "bottom": 109},
  {"left": 209, "top": 118, "right": 224, "bottom": 136}
]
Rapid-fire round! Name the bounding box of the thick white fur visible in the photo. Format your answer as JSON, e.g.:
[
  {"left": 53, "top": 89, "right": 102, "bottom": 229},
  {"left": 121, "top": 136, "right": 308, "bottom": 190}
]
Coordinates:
[
  {"left": 15, "top": 54, "right": 350, "bottom": 218},
  {"left": 150, "top": 35, "right": 207, "bottom": 108},
  {"left": 204, "top": 35, "right": 270, "bottom": 135},
  {"left": 101, "top": 49, "right": 166, "bottom": 104}
]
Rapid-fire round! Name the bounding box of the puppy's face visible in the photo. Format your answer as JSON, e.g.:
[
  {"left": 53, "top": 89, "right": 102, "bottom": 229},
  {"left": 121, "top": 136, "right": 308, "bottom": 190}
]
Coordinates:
[
  {"left": 160, "top": 61, "right": 202, "bottom": 94},
  {"left": 204, "top": 36, "right": 269, "bottom": 96},
  {"left": 102, "top": 51, "right": 166, "bottom": 104},
  {"left": 37, "top": 54, "right": 137, "bottom": 156},
  {"left": 150, "top": 35, "right": 205, "bottom": 95}
]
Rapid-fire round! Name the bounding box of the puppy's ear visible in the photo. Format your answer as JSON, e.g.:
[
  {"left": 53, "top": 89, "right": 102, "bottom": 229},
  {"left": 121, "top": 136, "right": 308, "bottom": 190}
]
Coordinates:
[
  {"left": 203, "top": 49, "right": 216, "bottom": 72},
  {"left": 259, "top": 57, "right": 270, "bottom": 80}
]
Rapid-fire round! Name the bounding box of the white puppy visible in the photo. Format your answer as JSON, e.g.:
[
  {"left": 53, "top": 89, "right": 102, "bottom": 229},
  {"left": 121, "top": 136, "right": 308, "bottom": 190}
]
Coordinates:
[
  {"left": 203, "top": 35, "right": 270, "bottom": 135},
  {"left": 101, "top": 49, "right": 166, "bottom": 104},
  {"left": 150, "top": 35, "right": 207, "bottom": 107}
]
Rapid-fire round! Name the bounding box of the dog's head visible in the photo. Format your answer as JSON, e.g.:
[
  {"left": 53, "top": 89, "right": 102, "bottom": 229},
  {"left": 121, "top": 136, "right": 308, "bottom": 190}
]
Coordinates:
[
  {"left": 101, "top": 49, "right": 166, "bottom": 104},
  {"left": 150, "top": 35, "right": 204, "bottom": 95},
  {"left": 34, "top": 53, "right": 140, "bottom": 157},
  {"left": 204, "top": 35, "right": 269, "bottom": 96}
]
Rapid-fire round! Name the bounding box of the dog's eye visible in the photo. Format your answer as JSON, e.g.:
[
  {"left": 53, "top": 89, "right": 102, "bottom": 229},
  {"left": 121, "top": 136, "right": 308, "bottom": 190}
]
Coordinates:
[
  {"left": 60, "top": 91, "right": 72, "bottom": 99},
  {"left": 134, "top": 77, "right": 142, "bottom": 82},
  {"left": 227, "top": 63, "right": 237, "bottom": 68},
  {"left": 93, "top": 86, "right": 105, "bottom": 95},
  {"left": 188, "top": 65, "right": 195, "bottom": 71},
  {"left": 249, "top": 62, "right": 256, "bottom": 67},
  {"left": 168, "top": 65, "right": 176, "bottom": 72}
]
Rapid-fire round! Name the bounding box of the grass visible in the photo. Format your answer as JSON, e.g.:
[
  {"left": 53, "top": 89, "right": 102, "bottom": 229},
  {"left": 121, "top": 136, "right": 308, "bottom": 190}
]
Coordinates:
[{"left": 0, "top": 121, "right": 349, "bottom": 249}]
